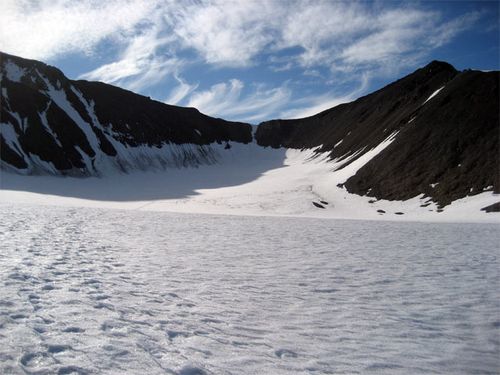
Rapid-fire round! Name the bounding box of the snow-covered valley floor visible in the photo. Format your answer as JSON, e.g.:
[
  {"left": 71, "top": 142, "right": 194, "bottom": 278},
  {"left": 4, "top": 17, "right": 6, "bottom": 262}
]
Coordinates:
[
  {"left": 1, "top": 143, "right": 499, "bottom": 373},
  {"left": 1, "top": 143, "right": 499, "bottom": 223},
  {"left": 0, "top": 204, "right": 498, "bottom": 374}
]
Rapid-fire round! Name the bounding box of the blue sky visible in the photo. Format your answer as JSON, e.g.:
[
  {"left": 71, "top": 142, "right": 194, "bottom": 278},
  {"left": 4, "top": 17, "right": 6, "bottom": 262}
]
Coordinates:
[{"left": 1, "top": 0, "right": 498, "bottom": 123}]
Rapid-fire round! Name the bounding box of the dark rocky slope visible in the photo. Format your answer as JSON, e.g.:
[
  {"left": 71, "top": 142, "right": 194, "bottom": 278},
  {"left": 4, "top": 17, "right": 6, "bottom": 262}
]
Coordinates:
[
  {"left": 0, "top": 52, "right": 252, "bottom": 175},
  {"left": 1, "top": 52, "right": 498, "bottom": 208},
  {"left": 255, "top": 62, "right": 499, "bottom": 206}
]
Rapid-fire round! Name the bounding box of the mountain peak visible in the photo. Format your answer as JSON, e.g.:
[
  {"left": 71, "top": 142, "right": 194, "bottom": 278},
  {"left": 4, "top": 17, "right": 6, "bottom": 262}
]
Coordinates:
[
  {"left": 424, "top": 60, "right": 457, "bottom": 72},
  {"left": 256, "top": 61, "right": 498, "bottom": 207}
]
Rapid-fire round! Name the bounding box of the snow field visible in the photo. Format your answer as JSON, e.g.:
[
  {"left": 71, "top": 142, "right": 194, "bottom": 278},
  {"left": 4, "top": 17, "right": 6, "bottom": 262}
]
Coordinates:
[
  {"left": 0, "top": 205, "right": 498, "bottom": 374},
  {"left": 1, "top": 142, "right": 498, "bottom": 223}
]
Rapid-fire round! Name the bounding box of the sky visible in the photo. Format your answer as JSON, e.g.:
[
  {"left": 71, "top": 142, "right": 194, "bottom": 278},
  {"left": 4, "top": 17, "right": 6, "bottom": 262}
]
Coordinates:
[{"left": 1, "top": 0, "right": 498, "bottom": 124}]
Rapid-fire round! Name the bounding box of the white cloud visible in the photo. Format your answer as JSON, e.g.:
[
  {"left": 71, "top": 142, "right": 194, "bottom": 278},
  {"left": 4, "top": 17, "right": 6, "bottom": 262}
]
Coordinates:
[
  {"left": 336, "top": 8, "right": 480, "bottom": 78},
  {"left": 1, "top": 0, "right": 481, "bottom": 80},
  {"left": 281, "top": 73, "right": 370, "bottom": 119},
  {"left": 78, "top": 26, "right": 180, "bottom": 91},
  {"left": 165, "top": 75, "right": 199, "bottom": 105},
  {"left": 125, "top": 56, "right": 181, "bottom": 92},
  {"left": 340, "top": 9, "right": 436, "bottom": 65},
  {"left": 0, "top": 1, "right": 480, "bottom": 73},
  {"left": 161, "top": 1, "right": 479, "bottom": 74},
  {"left": 279, "top": 1, "right": 371, "bottom": 67},
  {"left": 281, "top": 93, "right": 354, "bottom": 120},
  {"left": 0, "top": 0, "right": 159, "bottom": 61},
  {"left": 166, "top": 0, "right": 280, "bottom": 67},
  {"left": 187, "top": 80, "right": 291, "bottom": 123},
  {"left": 427, "top": 11, "right": 482, "bottom": 48},
  {"left": 0, "top": 0, "right": 482, "bottom": 122}
]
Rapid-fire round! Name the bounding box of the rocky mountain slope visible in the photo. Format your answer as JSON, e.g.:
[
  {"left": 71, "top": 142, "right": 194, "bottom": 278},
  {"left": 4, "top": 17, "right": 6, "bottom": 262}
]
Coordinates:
[
  {"left": 255, "top": 61, "right": 499, "bottom": 207},
  {"left": 1, "top": 52, "right": 498, "bottom": 209},
  {"left": 0, "top": 52, "right": 252, "bottom": 176}
]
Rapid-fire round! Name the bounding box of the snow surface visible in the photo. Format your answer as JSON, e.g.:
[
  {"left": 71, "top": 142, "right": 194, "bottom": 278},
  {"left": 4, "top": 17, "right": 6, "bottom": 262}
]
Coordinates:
[
  {"left": 0, "top": 204, "right": 498, "bottom": 374},
  {"left": 0, "top": 122, "right": 25, "bottom": 160},
  {"left": 41, "top": 78, "right": 101, "bottom": 156},
  {"left": 2, "top": 59, "right": 26, "bottom": 82},
  {"left": 423, "top": 86, "right": 445, "bottom": 105},
  {"left": 1, "top": 141, "right": 498, "bottom": 223}
]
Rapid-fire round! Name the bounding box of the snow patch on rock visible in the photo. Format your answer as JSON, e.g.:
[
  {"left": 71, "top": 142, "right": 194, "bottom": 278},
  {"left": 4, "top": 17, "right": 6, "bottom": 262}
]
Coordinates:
[
  {"left": 2, "top": 59, "right": 26, "bottom": 82},
  {"left": 423, "top": 86, "right": 445, "bottom": 105}
]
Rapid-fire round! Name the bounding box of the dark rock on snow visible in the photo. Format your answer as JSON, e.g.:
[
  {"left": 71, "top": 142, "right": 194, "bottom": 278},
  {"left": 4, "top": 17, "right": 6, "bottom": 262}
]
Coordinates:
[{"left": 481, "top": 202, "right": 500, "bottom": 213}]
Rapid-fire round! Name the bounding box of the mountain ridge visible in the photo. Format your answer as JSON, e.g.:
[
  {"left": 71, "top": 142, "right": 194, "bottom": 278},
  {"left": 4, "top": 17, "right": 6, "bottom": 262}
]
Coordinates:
[
  {"left": 1, "top": 51, "right": 498, "bottom": 208},
  {"left": 0, "top": 51, "right": 252, "bottom": 176},
  {"left": 255, "top": 61, "right": 499, "bottom": 207}
]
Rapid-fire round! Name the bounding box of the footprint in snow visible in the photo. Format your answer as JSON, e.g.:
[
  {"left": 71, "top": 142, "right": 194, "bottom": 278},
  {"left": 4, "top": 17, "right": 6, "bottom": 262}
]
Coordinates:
[
  {"left": 177, "top": 365, "right": 207, "bottom": 375},
  {"left": 274, "top": 348, "right": 298, "bottom": 359},
  {"left": 62, "top": 326, "right": 85, "bottom": 333},
  {"left": 20, "top": 351, "right": 56, "bottom": 368},
  {"left": 47, "top": 344, "right": 70, "bottom": 354},
  {"left": 57, "top": 365, "right": 89, "bottom": 374},
  {"left": 167, "top": 330, "right": 190, "bottom": 341}
]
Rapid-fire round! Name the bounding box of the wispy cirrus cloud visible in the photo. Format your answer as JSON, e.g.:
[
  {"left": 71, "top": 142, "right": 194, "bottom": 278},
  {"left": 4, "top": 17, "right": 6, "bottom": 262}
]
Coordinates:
[
  {"left": 187, "top": 79, "right": 291, "bottom": 123},
  {"left": 0, "top": 1, "right": 482, "bottom": 75},
  {"left": 161, "top": 0, "right": 480, "bottom": 74},
  {"left": 339, "top": 8, "right": 481, "bottom": 70},
  {"left": 184, "top": 72, "right": 368, "bottom": 123},
  {"left": 0, "top": 0, "right": 160, "bottom": 61},
  {"left": 78, "top": 25, "right": 181, "bottom": 91},
  {"left": 279, "top": 1, "right": 371, "bottom": 67},
  {"left": 165, "top": 75, "right": 199, "bottom": 106},
  {"left": 427, "top": 11, "right": 482, "bottom": 48},
  {"left": 166, "top": 0, "right": 280, "bottom": 68},
  {"left": 280, "top": 73, "right": 370, "bottom": 119},
  {"left": 0, "top": 0, "right": 486, "bottom": 121}
]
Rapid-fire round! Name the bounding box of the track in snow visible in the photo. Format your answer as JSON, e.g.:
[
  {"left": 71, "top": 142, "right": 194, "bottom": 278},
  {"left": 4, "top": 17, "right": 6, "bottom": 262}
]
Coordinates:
[{"left": 0, "top": 204, "right": 499, "bottom": 374}]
